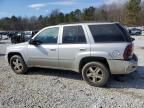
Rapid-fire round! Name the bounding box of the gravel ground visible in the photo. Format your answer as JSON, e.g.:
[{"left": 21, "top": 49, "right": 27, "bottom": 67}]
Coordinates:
[{"left": 0, "top": 37, "right": 144, "bottom": 108}]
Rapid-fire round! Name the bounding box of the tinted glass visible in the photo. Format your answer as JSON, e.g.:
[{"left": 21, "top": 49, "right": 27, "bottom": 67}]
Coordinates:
[
  {"left": 89, "top": 24, "right": 125, "bottom": 42},
  {"left": 116, "top": 24, "right": 131, "bottom": 42},
  {"left": 63, "top": 26, "right": 86, "bottom": 44},
  {"left": 34, "top": 27, "right": 59, "bottom": 44}
]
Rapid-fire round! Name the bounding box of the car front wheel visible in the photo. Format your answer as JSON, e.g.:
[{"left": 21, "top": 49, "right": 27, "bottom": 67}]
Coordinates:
[
  {"left": 82, "top": 62, "right": 110, "bottom": 87},
  {"left": 10, "top": 55, "right": 28, "bottom": 74}
]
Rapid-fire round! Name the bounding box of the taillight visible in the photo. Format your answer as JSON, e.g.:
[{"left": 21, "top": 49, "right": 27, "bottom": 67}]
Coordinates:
[{"left": 123, "top": 44, "right": 133, "bottom": 60}]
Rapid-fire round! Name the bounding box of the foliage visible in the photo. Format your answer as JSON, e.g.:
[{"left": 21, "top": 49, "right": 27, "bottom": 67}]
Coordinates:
[
  {"left": 0, "top": 1, "right": 143, "bottom": 31},
  {"left": 126, "top": 0, "right": 141, "bottom": 26}
]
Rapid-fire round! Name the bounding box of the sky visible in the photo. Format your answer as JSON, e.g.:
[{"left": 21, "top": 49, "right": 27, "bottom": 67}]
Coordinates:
[{"left": 0, "top": 0, "right": 130, "bottom": 18}]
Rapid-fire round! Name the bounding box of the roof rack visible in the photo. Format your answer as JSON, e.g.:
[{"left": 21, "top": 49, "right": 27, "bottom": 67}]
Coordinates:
[{"left": 58, "top": 21, "right": 119, "bottom": 25}]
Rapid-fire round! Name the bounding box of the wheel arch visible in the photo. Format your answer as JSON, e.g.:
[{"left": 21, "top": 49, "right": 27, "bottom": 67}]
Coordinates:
[
  {"left": 79, "top": 56, "right": 110, "bottom": 73},
  {"left": 8, "top": 52, "right": 24, "bottom": 64}
]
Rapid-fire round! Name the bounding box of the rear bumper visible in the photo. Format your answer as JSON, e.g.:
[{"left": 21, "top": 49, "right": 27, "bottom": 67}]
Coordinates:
[{"left": 108, "top": 54, "right": 138, "bottom": 74}]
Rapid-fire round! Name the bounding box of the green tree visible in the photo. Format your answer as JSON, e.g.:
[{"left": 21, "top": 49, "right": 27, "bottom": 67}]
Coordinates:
[
  {"left": 83, "top": 7, "right": 95, "bottom": 21},
  {"left": 48, "top": 9, "right": 63, "bottom": 25},
  {"left": 58, "top": 12, "right": 65, "bottom": 23},
  {"left": 74, "top": 9, "right": 82, "bottom": 21},
  {"left": 126, "top": 0, "right": 141, "bottom": 26}
]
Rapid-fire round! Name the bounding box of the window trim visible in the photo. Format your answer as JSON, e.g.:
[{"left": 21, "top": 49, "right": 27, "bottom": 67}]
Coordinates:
[
  {"left": 32, "top": 26, "right": 61, "bottom": 45},
  {"left": 61, "top": 25, "right": 87, "bottom": 44}
]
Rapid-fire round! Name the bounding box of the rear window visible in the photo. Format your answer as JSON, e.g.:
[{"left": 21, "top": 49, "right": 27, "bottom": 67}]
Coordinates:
[{"left": 88, "top": 24, "right": 127, "bottom": 42}]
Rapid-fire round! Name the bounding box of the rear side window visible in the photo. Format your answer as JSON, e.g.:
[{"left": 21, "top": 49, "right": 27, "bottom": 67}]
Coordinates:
[
  {"left": 88, "top": 24, "right": 125, "bottom": 42},
  {"left": 62, "top": 26, "right": 86, "bottom": 44},
  {"left": 116, "top": 24, "right": 131, "bottom": 42}
]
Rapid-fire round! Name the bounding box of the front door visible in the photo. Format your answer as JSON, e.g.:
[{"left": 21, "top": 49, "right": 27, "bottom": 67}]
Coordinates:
[{"left": 28, "top": 26, "right": 60, "bottom": 68}]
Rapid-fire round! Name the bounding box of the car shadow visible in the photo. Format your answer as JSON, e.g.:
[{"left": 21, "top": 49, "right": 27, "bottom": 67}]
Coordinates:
[
  {"left": 27, "top": 68, "right": 83, "bottom": 81},
  {"left": 108, "top": 66, "right": 144, "bottom": 89},
  {"left": 26, "top": 66, "right": 144, "bottom": 89}
]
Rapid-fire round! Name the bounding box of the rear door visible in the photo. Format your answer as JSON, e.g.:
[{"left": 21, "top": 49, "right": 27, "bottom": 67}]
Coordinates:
[{"left": 58, "top": 25, "right": 90, "bottom": 70}]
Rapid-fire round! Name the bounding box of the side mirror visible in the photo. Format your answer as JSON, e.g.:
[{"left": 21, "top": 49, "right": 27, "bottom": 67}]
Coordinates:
[
  {"left": 131, "top": 37, "right": 135, "bottom": 42},
  {"left": 29, "top": 39, "right": 41, "bottom": 46}
]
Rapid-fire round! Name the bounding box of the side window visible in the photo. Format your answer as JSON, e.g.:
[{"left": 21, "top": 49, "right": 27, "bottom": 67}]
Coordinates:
[
  {"left": 62, "top": 26, "right": 86, "bottom": 44},
  {"left": 34, "top": 27, "right": 59, "bottom": 44},
  {"left": 88, "top": 24, "right": 125, "bottom": 42}
]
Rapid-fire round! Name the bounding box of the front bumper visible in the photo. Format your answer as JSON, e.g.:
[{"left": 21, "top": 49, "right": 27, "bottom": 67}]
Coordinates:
[{"left": 108, "top": 54, "right": 138, "bottom": 74}]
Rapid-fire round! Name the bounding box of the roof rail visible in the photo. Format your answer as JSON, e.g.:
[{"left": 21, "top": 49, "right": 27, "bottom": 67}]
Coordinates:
[{"left": 58, "top": 21, "right": 119, "bottom": 25}]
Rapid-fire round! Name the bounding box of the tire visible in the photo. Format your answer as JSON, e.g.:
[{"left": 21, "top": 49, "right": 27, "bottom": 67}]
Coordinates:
[
  {"left": 10, "top": 55, "right": 28, "bottom": 74},
  {"left": 82, "top": 62, "right": 110, "bottom": 87}
]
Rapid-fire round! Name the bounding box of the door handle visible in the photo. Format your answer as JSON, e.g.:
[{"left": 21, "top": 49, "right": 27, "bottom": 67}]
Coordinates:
[
  {"left": 80, "top": 48, "right": 86, "bottom": 51},
  {"left": 50, "top": 48, "right": 56, "bottom": 51}
]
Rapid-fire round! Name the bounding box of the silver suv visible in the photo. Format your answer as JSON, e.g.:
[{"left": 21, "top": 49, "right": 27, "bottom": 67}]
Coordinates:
[{"left": 6, "top": 22, "right": 138, "bottom": 87}]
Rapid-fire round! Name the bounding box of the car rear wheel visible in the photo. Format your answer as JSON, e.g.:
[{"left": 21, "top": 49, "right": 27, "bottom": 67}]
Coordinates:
[
  {"left": 10, "top": 55, "right": 28, "bottom": 74},
  {"left": 82, "top": 62, "right": 110, "bottom": 87}
]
